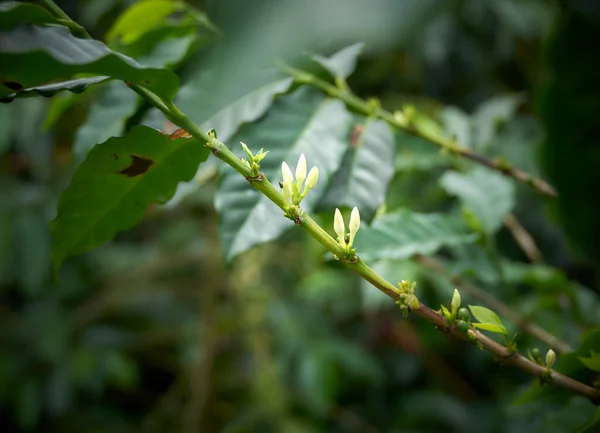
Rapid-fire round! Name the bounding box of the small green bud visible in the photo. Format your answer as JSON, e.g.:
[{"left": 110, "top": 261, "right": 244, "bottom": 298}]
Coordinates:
[
  {"left": 393, "top": 110, "right": 407, "bottom": 126},
  {"left": 457, "top": 308, "right": 470, "bottom": 322},
  {"left": 531, "top": 348, "right": 541, "bottom": 359},
  {"left": 254, "top": 148, "right": 268, "bottom": 162},
  {"left": 456, "top": 320, "right": 469, "bottom": 333},
  {"left": 408, "top": 294, "right": 420, "bottom": 311},
  {"left": 240, "top": 142, "right": 253, "bottom": 160}
]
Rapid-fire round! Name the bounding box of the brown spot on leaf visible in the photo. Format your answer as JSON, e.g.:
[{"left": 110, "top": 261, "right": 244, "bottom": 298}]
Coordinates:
[
  {"left": 168, "top": 128, "right": 192, "bottom": 140},
  {"left": 118, "top": 155, "right": 153, "bottom": 177},
  {"left": 350, "top": 124, "right": 365, "bottom": 148},
  {"left": 111, "top": 153, "right": 119, "bottom": 160},
  {"left": 143, "top": 80, "right": 152, "bottom": 85}
]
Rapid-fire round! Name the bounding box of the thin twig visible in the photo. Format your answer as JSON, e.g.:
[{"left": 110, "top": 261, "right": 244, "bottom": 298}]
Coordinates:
[
  {"left": 504, "top": 214, "right": 543, "bottom": 263},
  {"left": 279, "top": 64, "right": 557, "bottom": 198}
]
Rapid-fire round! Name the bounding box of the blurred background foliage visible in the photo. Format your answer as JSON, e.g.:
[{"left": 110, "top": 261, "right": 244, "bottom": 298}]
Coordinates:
[{"left": 1, "top": 0, "right": 600, "bottom": 432}]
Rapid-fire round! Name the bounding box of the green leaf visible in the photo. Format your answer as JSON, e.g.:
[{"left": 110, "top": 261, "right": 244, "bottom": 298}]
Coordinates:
[
  {"left": 472, "top": 322, "right": 508, "bottom": 335},
  {"left": 73, "top": 81, "right": 139, "bottom": 161},
  {"left": 312, "top": 42, "right": 364, "bottom": 80},
  {"left": 51, "top": 126, "right": 210, "bottom": 268},
  {"left": 0, "top": 76, "right": 110, "bottom": 103},
  {"left": 106, "top": 0, "right": 188, "bottom": 44},
  {"left": 320, "top": 118, "right": 395, "bottom": 220},
  {"left": 0, "top": 1, "right": 62, "bottom": 30},
  {"left": 215, "top": 87, "right": 350, "bottom": 261},
  {"left": 354, "top": 209, "right": 477, "bottom": 262},
  {"left": 579, "top": 351, "right": 600, "bottom": 373},
  {"left": 166, "top": 69, "right": 293, "bottom": 143},
  {"left": 395, "top": 130, "right": 448, "bottom": 171},
  {"left": 298, "top": 346, "right": 339, "bottom": 416},
  {"left": 0, "top": 25, "right": 178, "bottom": 101},
  {"left": 472, "top": 94, "right": 524, "bottom": 151},
  {"left": 14, "top": 211, "right": 52, "bottom": 296},
  {"left": 536, "top": 396, "right": 599, "bottom": 433},
  {"left": 0, "top": 102, "right": 14, "bottom": 155},
  {"left": 440, "top": 166, "right": 515, "bottom": 235},
  {"left": 576, "top": 407, "right": 600, "bottom": 433},
  {"left": 136, "top": 35, "right": 197, "bottom": 69},
  {"left": 468, "top": 305, "right": 507, "bottom": 334}
]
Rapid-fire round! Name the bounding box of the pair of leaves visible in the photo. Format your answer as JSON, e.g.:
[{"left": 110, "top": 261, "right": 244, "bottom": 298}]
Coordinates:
[{"left": 469, "top": 305, "right": 508, "bottom": 335}]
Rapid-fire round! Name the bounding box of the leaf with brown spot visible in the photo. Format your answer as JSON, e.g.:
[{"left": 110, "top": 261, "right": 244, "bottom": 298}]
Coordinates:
[
  {"left": 168, "top": 128, "right": 192, "bottom": 140},
  {"left": 51, "top": 126, "right": 210, "bottom": 269},
  {"left": 118, "top": 155, "right": 154, "bottom": 177}
]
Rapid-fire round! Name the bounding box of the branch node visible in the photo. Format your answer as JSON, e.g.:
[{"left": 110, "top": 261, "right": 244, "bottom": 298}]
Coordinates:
[{"left": 246, "top": 172, "right": 265, "bottom": 183}]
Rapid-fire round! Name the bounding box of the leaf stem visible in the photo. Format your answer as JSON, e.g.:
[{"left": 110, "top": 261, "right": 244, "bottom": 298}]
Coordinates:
[
  {"left": 279, "top": 64, "right": 558, "bottom": 198},
  {"left": 38, "top": 0, "right": 92, "bottom": 38}
]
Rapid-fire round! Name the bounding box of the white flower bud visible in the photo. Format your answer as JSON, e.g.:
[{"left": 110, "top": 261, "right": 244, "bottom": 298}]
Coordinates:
[
  {"left": 451, "top": 288, "right": 461, "bottom": 315},
  {"left": 545, "top": 349, "right": 556, "bottom": 369},
  {"left": 334, "top": 208, "right": 346, "bottom": 246},
  {"left": 295, "top": 154, "right": 307, "bottom": 187},
  {"left": 282, "top": 180, "right": 293, "bottom": 204},
  {"left": 304, "top": 166, "right": 319, "bottom": 192},
  {"left": 348, "top": 206, "right": 360, "bottom": 246},
  {"left": 281, "top": 161, "right": 294, "bottom": 186}
]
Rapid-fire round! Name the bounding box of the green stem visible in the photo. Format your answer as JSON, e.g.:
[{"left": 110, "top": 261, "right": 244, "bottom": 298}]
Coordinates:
[{"left": 279, "top": 64, "right": 557, "bottom": 198}]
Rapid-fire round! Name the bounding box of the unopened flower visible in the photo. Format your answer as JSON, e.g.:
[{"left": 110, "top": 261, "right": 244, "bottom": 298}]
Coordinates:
[
  {"left": 451, "top": 288, "right": 461, "bottom": 316},
  {"left": 305, "top": 167, "right": 319, "bottom": 192},
  {"left": 295, "top": 154, "right": 307, "bottom": 187},
  {"left": 281, "top": 162, "right": 294, "bottom": 187},
  {"left": 282, "top": 179, "right": 293, "bottom": 204},
  {"left": 545, "top": 349, "right": 556, "bottom": 369},
  {"left": 348, "top": 207, "right": 360, "bottom": 247},
  {"left": 334, "top": 208, "right": 346, "bottom": 246}
]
